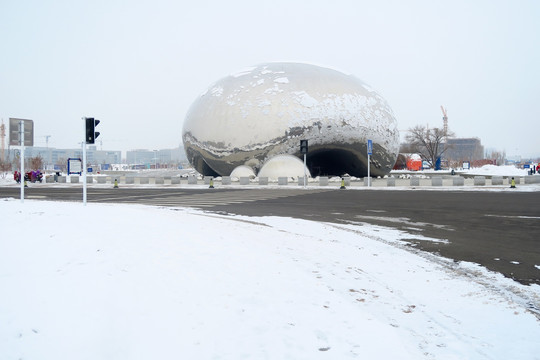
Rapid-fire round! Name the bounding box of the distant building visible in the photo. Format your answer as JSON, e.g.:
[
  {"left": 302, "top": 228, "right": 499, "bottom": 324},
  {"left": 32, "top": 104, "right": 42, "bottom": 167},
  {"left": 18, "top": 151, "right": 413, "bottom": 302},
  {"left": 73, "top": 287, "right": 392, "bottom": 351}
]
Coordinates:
[
  {"left": 126, "top": 147, "right": 187, "bottom": 167},
  {"left": 445, "top": 138, "right": 484, "bottom": 162},
  {"left": 7, "top": 146, "right": 121, "bottom": 170},
  {"left": 92, "top": 149, "right": 122, "bottom": 165},
  {"left": 6, "top": 145, "right": 186, "bottom": 170}
]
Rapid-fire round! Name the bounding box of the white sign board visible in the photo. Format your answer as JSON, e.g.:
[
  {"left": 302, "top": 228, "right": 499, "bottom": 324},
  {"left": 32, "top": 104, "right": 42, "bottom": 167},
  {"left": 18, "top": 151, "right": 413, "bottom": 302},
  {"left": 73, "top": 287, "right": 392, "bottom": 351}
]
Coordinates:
[{"left": 68, "top": 158, "right": 82, "bottom": 175}]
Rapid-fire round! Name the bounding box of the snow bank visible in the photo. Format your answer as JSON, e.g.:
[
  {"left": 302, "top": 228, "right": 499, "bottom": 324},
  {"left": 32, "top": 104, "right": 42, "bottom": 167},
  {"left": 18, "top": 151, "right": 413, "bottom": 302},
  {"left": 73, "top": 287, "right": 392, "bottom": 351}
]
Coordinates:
[{"left": 462, "top": 164, "right": 529, "bottom": 177}]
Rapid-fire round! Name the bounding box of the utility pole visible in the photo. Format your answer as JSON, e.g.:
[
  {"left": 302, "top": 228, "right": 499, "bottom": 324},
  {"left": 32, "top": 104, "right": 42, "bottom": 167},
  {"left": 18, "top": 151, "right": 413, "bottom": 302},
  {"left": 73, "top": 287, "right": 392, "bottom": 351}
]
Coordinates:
[{"left": 44, "top": 135, "right": 51, "bottom": 168}]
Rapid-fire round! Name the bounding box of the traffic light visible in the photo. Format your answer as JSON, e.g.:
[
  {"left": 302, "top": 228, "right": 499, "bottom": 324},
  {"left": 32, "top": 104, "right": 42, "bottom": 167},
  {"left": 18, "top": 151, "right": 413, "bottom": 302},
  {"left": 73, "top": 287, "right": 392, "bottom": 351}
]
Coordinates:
[
  {"left": 85, "top": 117, "right": 100, "bottom": 144},
  {"left": 300, "top": 139, "right": 308, "bottom": 154}
]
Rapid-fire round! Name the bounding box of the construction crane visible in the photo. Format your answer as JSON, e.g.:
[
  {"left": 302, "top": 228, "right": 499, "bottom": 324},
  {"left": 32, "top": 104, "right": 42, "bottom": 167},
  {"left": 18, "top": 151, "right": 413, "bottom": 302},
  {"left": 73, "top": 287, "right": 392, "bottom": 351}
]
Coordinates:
[
  {"left": 0, "top": 119, "right": 5, "bottom": 162},
  {"left": 440, "top": 106, "right": 448, "bottom": 139}
]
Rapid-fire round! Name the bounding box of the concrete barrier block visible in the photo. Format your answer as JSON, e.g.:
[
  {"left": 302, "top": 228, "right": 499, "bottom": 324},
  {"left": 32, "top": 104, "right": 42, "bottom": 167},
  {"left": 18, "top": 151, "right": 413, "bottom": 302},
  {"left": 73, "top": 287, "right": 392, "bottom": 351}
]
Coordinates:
[
  {"left": 97, "top": 176, "right": 106, "bottom": 184},
  {"left": 125, "top": 177, "right": 134, "bottom": 184},
  {"left": 278, "top": 177, "right": 288, "bottom": 185},
  {"left": 155, "top": 177, "right": 164, "bottom": 184},
  {"left": 139, "top": 177, "right": 149, "bottom": 185},
  {"left": 474, "top": 176, "right": 486, "bottom": 186},
  {"left": 525, "top": 176, "right": 540, "bottom": 184},
  {"left": 222, "top": 176, "right": 231, "bottom": 185},
  {"left": 239, "top": 177, "right": 250, "bottom": 185},
  {"left": 453, "top": 176, "right": 464, "bottom": 186},
  {"left": 258, "top": 177, "right": 268, "bottom": 185},
  {"left": 187, "top": 175, "right": 197, "bottom": 184},
  {"left": 319, "top": 177, "right": 329, "bottom": 186},
  {"left": 298, "top": 176, "right": 308, "bottom": 186},
  {"left": 86, "top": 176, "right": 93, "bottom": 184},
  {"left": 431, "top": 177, "right": 442, "bottom": 186},
  {"left": 343, "top": 177, "right": 351, "bottom": 186},
  {"left": 410, "top": 177, "right": 420, "bottom": 186},
  {"left": 386, "top": 177, "right": 395, "bottom": 186},
  {"left": 171, "top": 177, "right": 180, "bottom": 184},
  {"left": 70, "top": 176, "right": 79, "bottom": 183},
  {"left": 46, "top": 175, "right": 54, "bottom": 183},
  {"left": 491, "top": 176, "right": 503, "bottom": 185},
  {"left": 58, "top": 176, "right": 66, "bottom": 183}
]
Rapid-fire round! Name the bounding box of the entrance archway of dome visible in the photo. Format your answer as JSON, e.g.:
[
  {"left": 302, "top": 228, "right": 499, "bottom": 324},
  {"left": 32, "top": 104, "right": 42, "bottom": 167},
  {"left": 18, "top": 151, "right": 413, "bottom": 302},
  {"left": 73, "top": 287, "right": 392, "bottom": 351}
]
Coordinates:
[{"left": 307, "top": 148, "right": 367, "bottom": 178}]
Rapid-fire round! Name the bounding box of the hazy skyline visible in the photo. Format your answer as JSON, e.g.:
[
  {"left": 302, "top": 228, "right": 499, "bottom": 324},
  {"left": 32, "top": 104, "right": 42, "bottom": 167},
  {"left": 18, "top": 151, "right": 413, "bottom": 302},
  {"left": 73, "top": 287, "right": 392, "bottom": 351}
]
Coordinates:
[{"left": 1, "top": 0, "right": 539, "bottom": 157}]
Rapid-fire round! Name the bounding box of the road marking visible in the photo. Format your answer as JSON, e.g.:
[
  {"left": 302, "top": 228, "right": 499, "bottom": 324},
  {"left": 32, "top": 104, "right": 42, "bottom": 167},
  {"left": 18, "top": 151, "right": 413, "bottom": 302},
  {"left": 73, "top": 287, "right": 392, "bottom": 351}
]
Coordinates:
[
  {"left": 485, "top": 215, "right": 540, "bottom": 220},
  {"left": 92, "top": 189, "right": 333, "bottom": 209}
]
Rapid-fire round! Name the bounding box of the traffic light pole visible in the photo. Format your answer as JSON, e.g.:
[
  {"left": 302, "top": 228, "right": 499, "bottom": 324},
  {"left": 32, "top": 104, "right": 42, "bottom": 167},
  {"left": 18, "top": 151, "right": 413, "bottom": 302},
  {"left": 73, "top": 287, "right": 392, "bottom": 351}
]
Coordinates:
[
  {"left": 300, "top": 140, "right": 308, "bottom": 188},
  {"left": 367, "top": 139, "right": 372, "bottom": 187},
  {"left": 303, "top": 153, "right": 307, "bottom": 189},
  {"left": 82, "top": 117, "right": 87, "bottom": 206}
]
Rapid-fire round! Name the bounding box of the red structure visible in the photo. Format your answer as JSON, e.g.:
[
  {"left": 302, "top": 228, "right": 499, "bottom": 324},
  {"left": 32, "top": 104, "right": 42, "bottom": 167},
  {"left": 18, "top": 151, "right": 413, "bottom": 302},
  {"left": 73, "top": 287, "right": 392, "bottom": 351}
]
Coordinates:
[{"left": 406, "top": 154, "right": 422, "bottom": 171}]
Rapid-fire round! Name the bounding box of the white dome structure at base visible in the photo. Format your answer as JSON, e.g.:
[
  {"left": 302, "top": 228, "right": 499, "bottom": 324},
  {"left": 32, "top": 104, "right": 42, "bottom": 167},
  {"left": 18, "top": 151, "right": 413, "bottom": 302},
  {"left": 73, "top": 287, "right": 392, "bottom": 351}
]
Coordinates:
[
  {"left": 258, "top": 154, "right": 311, "bottom": 180},
  {"left": 230, "top": 165, "right": 256, "bottom": 178}
]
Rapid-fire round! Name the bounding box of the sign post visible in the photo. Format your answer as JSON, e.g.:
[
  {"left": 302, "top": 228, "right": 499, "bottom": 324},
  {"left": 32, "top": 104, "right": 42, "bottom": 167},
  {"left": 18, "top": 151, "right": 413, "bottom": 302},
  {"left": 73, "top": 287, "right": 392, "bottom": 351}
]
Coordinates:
[
  {"left": 367, "top": 139, "right": 372, "bottom": 187},
  {"left": 9, "top": 118, "right": 34, "bottom": 203},
  {"left": 19, "top": 121, "right": 25, "bottom": 202}
]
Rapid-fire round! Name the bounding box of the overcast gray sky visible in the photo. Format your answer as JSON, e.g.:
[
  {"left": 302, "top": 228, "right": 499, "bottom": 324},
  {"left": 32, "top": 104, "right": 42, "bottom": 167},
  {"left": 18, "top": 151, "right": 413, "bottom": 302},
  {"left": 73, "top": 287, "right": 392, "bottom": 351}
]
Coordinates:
[{"left": 1, "top": 0, "right": 539, "bottom": 157}]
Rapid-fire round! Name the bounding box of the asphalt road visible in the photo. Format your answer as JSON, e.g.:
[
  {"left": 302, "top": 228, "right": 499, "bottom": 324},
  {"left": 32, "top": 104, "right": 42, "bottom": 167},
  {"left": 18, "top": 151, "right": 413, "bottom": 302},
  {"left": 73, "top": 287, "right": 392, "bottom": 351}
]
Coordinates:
[{"left": 1, "top": 186, "right": 539, "bottom": 285}]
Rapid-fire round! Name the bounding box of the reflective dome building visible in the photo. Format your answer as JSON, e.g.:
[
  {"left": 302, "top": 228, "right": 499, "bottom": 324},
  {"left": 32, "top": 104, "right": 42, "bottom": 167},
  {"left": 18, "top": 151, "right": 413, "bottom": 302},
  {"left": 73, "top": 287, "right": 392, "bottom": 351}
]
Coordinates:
[{"left": 182, "top": 62, "right": 399, "bottom": 178}]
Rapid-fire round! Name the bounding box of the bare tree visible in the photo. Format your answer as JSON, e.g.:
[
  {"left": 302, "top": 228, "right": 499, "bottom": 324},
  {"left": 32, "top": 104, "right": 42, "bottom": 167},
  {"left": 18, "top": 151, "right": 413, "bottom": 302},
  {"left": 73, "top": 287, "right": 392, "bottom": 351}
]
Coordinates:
[
  {"left": 405, "top": 125, "right": 454, "bottom": 168},
  {"left": 0, "top": 160, "right": 12, "bottom": 179},
  {"left": 485, "top": 149, "right": 506, "bottom": 165},
  {"left": 29, "top": 155, "right": 44, "bottom": 170}
]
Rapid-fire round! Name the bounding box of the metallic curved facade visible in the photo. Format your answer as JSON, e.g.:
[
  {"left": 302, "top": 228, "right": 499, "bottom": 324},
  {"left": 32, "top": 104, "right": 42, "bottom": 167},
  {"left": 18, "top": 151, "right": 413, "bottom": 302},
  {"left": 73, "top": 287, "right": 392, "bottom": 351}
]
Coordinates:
[{"left": 182, "top": 62, "right": 399, "bottom": 177}]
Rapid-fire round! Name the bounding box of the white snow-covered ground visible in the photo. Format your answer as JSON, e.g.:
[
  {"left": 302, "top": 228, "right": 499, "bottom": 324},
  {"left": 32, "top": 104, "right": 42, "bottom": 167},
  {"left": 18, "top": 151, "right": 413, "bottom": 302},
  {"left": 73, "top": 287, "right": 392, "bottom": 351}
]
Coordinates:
[{"left": 1, "top": 198, "right": 539, "bottom": 360}]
